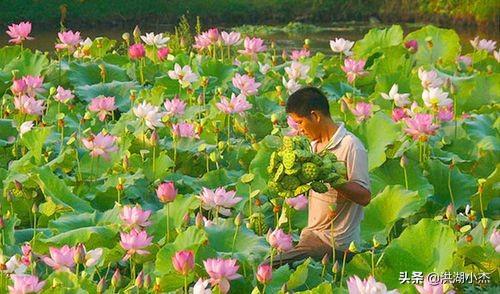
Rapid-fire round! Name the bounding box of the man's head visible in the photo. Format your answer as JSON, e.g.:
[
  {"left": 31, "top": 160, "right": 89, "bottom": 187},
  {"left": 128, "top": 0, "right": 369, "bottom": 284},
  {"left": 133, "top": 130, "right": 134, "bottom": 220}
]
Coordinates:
[{"left": 286, "top": 87, "right": 332, "bottom": 141}]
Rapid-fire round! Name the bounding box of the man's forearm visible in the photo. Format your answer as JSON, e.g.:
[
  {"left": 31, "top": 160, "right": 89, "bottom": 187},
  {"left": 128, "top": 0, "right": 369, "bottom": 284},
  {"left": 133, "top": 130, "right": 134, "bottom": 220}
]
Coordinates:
[{"left": 334, "top": 182, "right": 371, "bottom": 206}]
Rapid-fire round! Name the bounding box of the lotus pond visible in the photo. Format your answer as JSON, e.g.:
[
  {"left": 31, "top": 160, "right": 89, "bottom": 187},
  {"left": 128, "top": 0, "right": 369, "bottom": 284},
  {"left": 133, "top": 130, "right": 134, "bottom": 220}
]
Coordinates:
[{"left": 0, "top": 21, "right": 499, "bottom": 293}]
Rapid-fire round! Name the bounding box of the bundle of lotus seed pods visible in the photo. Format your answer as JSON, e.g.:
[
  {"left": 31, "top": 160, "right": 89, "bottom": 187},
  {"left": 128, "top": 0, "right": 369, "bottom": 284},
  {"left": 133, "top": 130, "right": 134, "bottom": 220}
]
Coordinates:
[{"left": 267, "top": 136, "right": 347, "bottom": 198}]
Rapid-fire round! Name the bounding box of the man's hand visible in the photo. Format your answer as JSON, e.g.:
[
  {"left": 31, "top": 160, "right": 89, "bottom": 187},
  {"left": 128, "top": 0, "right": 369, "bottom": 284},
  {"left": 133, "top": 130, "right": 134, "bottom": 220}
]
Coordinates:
[{"left": 333, "top": 181, "right": 371, "bottom": 206}]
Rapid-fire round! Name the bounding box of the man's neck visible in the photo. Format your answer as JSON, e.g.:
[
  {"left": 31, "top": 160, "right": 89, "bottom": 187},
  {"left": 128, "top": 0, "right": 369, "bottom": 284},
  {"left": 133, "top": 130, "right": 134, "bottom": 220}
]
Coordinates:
[{"left": 318, "top": 119, "right": 338, "bottom": 144}]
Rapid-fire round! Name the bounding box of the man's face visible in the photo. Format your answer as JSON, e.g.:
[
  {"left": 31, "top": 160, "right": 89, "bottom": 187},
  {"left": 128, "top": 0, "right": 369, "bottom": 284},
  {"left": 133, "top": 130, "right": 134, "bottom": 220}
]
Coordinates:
[{"left": 289, "top": 112, "right": 321, "bottom": 141}]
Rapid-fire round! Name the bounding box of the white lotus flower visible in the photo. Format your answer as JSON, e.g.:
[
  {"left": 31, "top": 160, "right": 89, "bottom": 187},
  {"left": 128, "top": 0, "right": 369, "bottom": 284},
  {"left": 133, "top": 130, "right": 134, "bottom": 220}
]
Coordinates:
[
  {"left": 140, "top": 32, "right": 169, "bottom": 48},
  {"left": 285, "top": 61, "right": 310, "bottom": 80},
  {"left": 494, "top": 50, "right": 500, "bottom": 63},
  {"left": 258, "top": 62, "right": 271, "bottom": 75},
  {"left": 422, "top": 87, "right": 452, "bottom": 108},
  {"left": 418, "top": 67, "right": 444, "bottom": 89},
  {"left": 85, "top": 248, "right": 103, "bottom": 267},
  {"left": 19, "top": 121, "right": 34, "bottom": 138},
  {"left": 133, "top": 101, "right": 165, "bottom": 129},
  {"left": 168, "top": 63, "right": 198, "bottom": 88},
  {"left": 380, "top": 84, "right": 411, "bottom": 107},
  {"left": 329, "top": 38, "right": 354, "bottom": 55},
  {"left": 282, "top": 77, "right": 301, "bottom": 94},
  {"left": 4, "top": 256, "right": 27, "bottom": 274}
]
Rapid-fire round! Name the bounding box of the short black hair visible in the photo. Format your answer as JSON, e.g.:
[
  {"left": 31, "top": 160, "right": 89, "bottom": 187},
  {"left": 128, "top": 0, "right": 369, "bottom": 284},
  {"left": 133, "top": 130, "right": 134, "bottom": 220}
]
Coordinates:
[{"left": 285, "top": 87, "right": 331, "bottom": 117}]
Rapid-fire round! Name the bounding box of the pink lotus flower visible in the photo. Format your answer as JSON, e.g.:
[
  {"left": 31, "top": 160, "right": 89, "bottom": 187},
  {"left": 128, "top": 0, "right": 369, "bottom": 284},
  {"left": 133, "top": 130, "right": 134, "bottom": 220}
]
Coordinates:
[
  {"left": 256, "top": 264, "right": 272, "bottom": 284},
  {"left": 42, "top": 245, "right": 76, "bottom": 271},
  {"left": 404, "top": 113, "right": 439, "bottom": 142},
  {"left": 490, "top": 229, "right": 500, "bottom": 253},
  {"left": 54, "top": 86, "right": 74, "bottom": 103},
  {"left": 88, "top": 96, "right": 117, "bottom": 121},
  {"left": 216, "top": 93, "right": 252, "bottom": 115},
  {"left": 285, "top": 61, "right": 310, "bottom": 81},
  {"left": 198, "top": 187, "right": 243, "bottom": 216},
  {"left": 81, "top": 132, "right": 118, "bottom": 160},
  {"left": 84, "top": 247, "right": 103, "bottom": 268},
  {"left": 168, "top": 64, "right": 198, "bottom": 88},
  {"left": 266, "top": 228, "right": 293, "bottom": 252},
  {"left": 172, "top": 122, "right": 199, "bottom": 139},
  {"left": 120, "top": 229, "right": 153, "bottom": 261},
  {"left": 207, "top": 28, "right": 220, "bottom": 43},
  {"left": 194, "top": 32, "right": 212, "bottom": 51},
  {"left": 347, "top": 275, "right": 399, "bottom": 294},
  {"left": 238, "top": 37, "right": 266, "bottom": 56},
  {"left": 55, "top": 31, "right": 81, "bottom": 52},
  {"left": 128, "top": 43, "right": 145, "bottom": 59},
  {"left": 437, "top": 105, "right": 454, "bottom": 122},
  {"left": 172, "top": 250, "right": 195, "bottom": 276},
  {"left": 290, "top": 48, "right": 310, "bottom": 60},
  {"left": 404, "top": 40, "right": 418, "bottom": 53},
  {"left": 120, "top": 205, "right": 152, "bottom": 229},
  {"left": 285, "top": 194, "right": 308, "bottom": 210},
  {"left": 286, "top": 115, "right": 300, "bottom": 136},
  {"left": 351, "top": 102, "right": 373, "bottom": 122},
  {"left": 157, "top": 47, "right": 170, "bottom": 61},
  {"left": 156, "top": 181, "right": 177, "bottom": 203},
  {"left": 203, "top": 258, "right": 242, "bottom": 294},
  {"left": 232, "top": 73, "right": 261, "bottom": 96},
  {"left": 391, "top": 107, "right": 408, "bottom": 122},
  {"left": 14, "top": 95, "right": 45, "bottom": 116},
  {"left": 163, "top": 97, "right": 186, "bottom": 117},
  {"left": 22, "top": 75, "right": 44, "bottom": 97},
  {"left": 457, "top": 55, "right": 472, "bottom": 67},
  {"left": 8, "top": 274, "right": 45, "bottom": 294},
  {"left": 341, "top": 58, "right": 368, "bottom": 84},
  {"left": 6, "top": 21, "right": 33, "bottom": 44},
  {"left": 21, "top": 244, "right": 32, "bottom": 266},
  {"left": 221, "top": 31, "right": 241, "bottom": 46},
  {"left": 415, "top": 275, "right": 455, "bottom": 294},
  {"left": 418, "top": 68, "right": 444, "bottom": 89},
  {"left": 10, "top": 79, "right": 27, "bottom": 96}
]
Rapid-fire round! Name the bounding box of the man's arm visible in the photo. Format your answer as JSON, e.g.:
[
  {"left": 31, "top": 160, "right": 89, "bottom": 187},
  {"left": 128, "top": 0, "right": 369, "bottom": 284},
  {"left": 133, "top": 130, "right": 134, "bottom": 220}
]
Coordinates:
[
  {"left": 335, "top": 182, "right": 371, "bottom": 206},
  {"left": 335, "top": 141, "right": 371, "bottom": 207}
]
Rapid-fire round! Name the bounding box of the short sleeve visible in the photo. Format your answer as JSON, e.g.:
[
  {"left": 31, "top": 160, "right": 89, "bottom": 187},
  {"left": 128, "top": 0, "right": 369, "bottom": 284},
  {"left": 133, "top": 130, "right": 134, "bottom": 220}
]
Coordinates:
[{"left": 345, "top": 143, "right": 371, "bottom": 191}]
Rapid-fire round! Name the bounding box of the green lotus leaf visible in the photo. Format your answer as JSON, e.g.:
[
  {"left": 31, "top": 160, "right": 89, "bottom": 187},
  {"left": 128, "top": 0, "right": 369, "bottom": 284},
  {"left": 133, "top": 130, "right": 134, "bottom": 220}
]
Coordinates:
[
  {"left": 353, "top": 25, "right": 404, "bottom": 59},
  {"left": 404, "top": 25, "right": 461, "bottom": 65}
]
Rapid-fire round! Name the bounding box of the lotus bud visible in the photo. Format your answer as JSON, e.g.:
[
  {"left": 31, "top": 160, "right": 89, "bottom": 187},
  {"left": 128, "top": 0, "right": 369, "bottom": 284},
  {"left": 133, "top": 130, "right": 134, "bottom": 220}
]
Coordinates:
[
  {"left": 321, "top": 253, "right": 329, "bottom": 266},
  {"left": 150, "top": 130, "right": 158, "bottom": 146},
  {"left": 122, "top": 32, "right": 130, "bottom": 43},
  {"left": 97, "top": 278, "right": 106, "bottom": 293},
  {"left": 133, "top": 26, "right": 141, "bottom": 43},
  {"left": 400, "top": 154, "right": 409, "bottom": 168},
  {"left": 348, "top": 241, "right": 358, "bottom": 253},
  {"left": 465, "top": 235, "right": 473, "bottom": 242},
  {"left": 111, "top": 268, "right": 121, "bottom": 288},
  {"left": 144, "top": 274, "right": 152, "bottom": 289},
  {"left": 195, "top": 212, "right": 204, "bottom": 229},
  {"left": 0, "top": 216, "right": 4, "bottom": 229},
  {"left": 49, "top": 86, "right": 57, "bottom": 96},
  {"left": 135, "top": 270, "right": 144, "bottom": 288},
  {"left": 74, "top": 243, "right": 86, "bottom": 264},
  {"left": 182, "top": 213, "right": 190, "bottom": 227},
  {"left": 273, "top": 204, "right": 281, "bottom": 214},
  {"left": 445, "top": 203, "right": 455, "bottom": 220},
  {"left": 116, "top": 177, "right": 124, "bottom": 191},
  {"left": 31, "top": 203, "right": 38, "bottom": 214},
  {"left": 404, "top": 40, "right": 418, "bottom": 53},
  {"left": 234, "top": 212, "right": 243, "bottom": 227},
  {"left": 481, "top": 218, "right": 489, "bottom": 229}
]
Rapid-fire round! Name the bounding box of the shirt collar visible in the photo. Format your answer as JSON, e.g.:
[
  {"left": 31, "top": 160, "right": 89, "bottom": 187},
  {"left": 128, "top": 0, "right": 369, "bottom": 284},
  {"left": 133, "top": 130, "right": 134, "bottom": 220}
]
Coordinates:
[{"left": 311, "top": 123, "right": 346, "bottom": 152}]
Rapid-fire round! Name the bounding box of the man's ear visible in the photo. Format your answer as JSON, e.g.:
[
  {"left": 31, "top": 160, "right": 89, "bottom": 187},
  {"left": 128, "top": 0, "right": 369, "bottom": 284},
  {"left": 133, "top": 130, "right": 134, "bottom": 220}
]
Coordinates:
[{"left": 310, "top": 110, "right": 321, "bottom": 123}]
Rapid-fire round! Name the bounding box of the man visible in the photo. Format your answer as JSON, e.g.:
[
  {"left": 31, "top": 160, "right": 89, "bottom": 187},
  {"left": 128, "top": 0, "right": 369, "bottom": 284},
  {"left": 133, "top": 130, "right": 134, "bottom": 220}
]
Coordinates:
[{"left": 268, "top": 87, "right": 371, "bottom": 268}]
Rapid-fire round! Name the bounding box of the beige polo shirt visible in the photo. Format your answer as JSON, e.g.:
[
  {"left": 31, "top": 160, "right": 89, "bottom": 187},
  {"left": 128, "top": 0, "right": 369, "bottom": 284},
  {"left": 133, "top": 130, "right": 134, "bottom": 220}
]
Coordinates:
[{"left": 303, "top": 122, "right": 370, "bottom": 251}]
